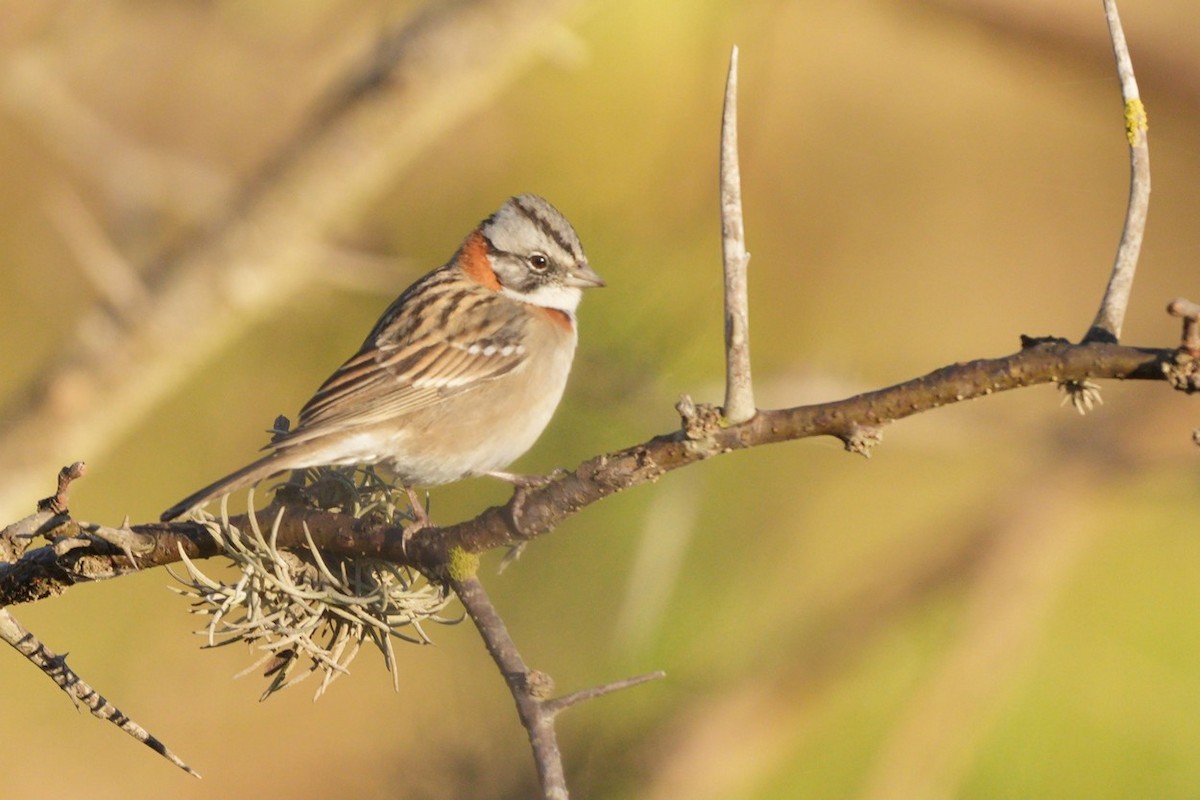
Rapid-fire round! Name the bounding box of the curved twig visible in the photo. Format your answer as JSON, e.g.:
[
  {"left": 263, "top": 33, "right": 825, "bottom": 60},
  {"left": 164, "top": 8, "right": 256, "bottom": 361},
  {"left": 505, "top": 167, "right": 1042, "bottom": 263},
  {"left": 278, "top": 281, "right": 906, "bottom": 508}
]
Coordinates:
[{"left": 1083, "top": 0, "right": 1150, "bottom": 343}]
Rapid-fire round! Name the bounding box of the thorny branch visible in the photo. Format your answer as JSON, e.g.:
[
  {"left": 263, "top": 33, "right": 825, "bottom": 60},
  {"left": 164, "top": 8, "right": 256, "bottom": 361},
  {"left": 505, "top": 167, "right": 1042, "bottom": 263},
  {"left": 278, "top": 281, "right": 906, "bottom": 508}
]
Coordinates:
[
  {"left": 452, "top": 575, "right": 569, "bottom": 800},
  {"left": 0, "top": 608, "right": 199, "bottom": 777},
  {"left": 1, "top": 335, "right": 1187, "bottom": 791},
  {"left": 0, "top": 338, "right": 1188, "bottom": 609},
  {"left": 0, "top": 462, "right": 197, "bottom": 776}
]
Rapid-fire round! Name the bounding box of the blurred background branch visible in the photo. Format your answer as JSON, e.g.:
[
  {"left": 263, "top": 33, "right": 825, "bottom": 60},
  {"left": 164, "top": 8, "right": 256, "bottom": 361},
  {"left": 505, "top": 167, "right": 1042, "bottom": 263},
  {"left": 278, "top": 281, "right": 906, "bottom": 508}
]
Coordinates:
[{"left": 0, "top": 0, "right": 583, "bottom": 521}]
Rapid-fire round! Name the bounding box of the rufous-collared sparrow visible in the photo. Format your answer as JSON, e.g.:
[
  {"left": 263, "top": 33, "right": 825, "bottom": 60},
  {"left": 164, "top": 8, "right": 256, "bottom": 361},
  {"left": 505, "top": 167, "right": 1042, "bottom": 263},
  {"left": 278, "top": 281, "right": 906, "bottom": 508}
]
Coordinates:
[{"left": 161, "top": 194, "right": 603, "bottom": 522}]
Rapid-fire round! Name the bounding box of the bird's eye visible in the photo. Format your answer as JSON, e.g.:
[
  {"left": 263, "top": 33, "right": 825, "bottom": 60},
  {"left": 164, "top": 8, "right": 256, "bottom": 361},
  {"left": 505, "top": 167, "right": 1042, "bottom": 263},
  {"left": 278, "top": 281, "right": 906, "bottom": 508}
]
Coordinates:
[{"left": 528, "top": 253, "right": 550, "bottom": 272}]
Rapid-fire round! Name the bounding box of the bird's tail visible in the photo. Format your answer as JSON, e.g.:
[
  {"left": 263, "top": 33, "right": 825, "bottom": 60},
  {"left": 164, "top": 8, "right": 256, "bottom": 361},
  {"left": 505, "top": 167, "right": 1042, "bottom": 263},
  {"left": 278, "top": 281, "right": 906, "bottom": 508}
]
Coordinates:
[{"left": 160, "top": 453, "right": 289, "bottom": 521}]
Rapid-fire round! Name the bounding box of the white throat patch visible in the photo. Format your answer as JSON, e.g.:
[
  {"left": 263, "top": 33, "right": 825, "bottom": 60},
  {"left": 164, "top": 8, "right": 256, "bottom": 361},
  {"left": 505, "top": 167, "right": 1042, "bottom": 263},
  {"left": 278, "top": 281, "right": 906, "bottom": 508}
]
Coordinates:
[{"left": 502, "top": 284, "right": 583, "bottom": 313}]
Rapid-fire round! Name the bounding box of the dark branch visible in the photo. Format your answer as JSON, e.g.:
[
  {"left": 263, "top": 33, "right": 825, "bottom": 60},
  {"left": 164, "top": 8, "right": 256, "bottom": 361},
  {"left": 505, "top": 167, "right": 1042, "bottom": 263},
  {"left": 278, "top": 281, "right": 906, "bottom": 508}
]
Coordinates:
[
  {"left": 0, "top": 608, "right": 199, "bottom": 777},
  {"left": 451, "top": 575, "right": 569, "bottom": 799},
  {"left": 0, "top": 337, "right": 1180, "bottom": 609},
  {"left": 451, "top": 574, "right": 663, "bottom": 799}
]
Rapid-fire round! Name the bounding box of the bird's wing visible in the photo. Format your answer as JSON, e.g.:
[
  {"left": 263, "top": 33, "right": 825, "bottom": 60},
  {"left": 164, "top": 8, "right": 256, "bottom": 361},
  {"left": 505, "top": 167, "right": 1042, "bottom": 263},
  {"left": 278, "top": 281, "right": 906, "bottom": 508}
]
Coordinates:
[{"left": 281, "top": 275, "right": 528, "bottom": 443}]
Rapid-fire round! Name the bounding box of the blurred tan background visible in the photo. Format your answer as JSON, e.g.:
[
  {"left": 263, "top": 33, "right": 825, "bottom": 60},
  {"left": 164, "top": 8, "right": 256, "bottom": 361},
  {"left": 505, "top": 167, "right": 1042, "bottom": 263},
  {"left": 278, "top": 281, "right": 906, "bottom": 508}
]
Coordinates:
[{"left": 2, "top": 1, "right": 1200, "bottom": 797}]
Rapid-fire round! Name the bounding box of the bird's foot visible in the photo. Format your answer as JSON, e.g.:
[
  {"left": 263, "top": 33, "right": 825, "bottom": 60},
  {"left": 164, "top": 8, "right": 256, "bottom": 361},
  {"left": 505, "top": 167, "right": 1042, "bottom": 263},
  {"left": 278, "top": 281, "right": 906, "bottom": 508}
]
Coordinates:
[
  {"left": 400, "top": 486, "right": 431, "bottom": 557},
  {"left": 484, "top": 468, "right": 566, "bottom": 489}
]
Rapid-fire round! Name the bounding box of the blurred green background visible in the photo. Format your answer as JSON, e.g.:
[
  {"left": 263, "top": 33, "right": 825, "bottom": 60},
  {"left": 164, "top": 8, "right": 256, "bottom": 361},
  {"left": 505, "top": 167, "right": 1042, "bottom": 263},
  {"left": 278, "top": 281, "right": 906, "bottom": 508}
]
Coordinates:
[{"left": 2, "top": 1, "right": 1200, "bottom": 797}]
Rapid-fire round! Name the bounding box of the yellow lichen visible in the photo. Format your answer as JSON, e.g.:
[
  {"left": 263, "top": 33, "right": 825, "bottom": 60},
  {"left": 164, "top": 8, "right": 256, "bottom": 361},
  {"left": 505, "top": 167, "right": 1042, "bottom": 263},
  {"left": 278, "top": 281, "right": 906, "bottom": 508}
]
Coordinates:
[{"left": 1124, "top": 98, "right": 1148, "bottom": 145}]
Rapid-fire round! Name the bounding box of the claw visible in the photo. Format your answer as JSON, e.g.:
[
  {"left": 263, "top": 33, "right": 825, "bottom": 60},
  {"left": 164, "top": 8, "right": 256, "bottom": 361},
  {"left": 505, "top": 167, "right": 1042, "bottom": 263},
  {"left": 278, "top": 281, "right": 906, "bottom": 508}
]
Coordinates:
[
  {"left": 401, "top": 486, "right": 430, "bottom": 557},
  {"left": 485, "top": 469, "right": 559, "bottom": 489}
]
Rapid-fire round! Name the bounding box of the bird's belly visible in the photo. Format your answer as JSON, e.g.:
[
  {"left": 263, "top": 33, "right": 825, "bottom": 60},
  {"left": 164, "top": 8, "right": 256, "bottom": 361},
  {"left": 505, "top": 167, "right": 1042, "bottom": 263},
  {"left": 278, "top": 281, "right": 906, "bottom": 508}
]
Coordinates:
[
  {"left": 386, "top": 337, "right": 575, "bottom": 485},
  {"left": 287, "top": 326, "right": 577, "bottom": 487}
]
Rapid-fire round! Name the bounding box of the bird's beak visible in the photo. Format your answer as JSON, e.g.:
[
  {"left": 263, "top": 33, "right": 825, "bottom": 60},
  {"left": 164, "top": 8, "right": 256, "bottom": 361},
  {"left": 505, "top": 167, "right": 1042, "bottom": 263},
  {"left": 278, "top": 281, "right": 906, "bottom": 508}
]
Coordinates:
[{"left": 566, "top": 261, "right": 606, "bottom": 289}]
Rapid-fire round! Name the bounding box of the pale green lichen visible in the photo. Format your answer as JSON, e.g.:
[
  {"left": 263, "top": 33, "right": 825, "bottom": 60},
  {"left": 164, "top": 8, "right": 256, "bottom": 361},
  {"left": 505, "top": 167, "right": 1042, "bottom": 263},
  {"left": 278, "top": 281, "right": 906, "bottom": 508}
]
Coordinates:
[
  {"left": 170, "top": 466, "right": 456, "bottom": 700},
  {"left": 447, "top": 546, "right": 480, "bottom": 582}
]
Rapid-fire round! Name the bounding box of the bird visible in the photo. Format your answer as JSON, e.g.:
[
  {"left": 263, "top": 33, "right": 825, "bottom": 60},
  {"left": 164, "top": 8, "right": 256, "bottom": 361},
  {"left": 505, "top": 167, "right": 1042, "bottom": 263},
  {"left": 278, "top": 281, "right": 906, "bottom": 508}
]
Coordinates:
[{"left": 161, "top": 194, "right": 604, "bottom": 522}]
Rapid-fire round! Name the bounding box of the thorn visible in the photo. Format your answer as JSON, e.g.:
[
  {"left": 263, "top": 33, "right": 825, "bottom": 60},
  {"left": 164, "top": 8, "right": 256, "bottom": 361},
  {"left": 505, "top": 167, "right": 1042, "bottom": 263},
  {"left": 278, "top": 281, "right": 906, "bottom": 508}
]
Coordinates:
[{"left": 498, "top": 542, "right": 527, "bottom": 574}]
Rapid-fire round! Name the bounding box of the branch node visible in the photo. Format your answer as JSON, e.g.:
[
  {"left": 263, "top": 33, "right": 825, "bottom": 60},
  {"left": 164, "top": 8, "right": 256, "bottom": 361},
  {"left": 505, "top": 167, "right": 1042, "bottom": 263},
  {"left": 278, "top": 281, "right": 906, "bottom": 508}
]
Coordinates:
[
  {"left": 1167, "top": 297, "right": 1200, "bottom": 356},
  {"left": 1162, "top": 353, "right": 1200, "bottom": 394},
  {"left": 37, "top": 462, "right": 86, "bottom": 515},
  {"left": 676, "top": 394, "right": 723, "bottom": 442},
  {"left": 1160, "top": 298, "right": 1200, "bottom": 393},
  {"left": 524, "top": 669, "right": 556, "bottom": 700},
  {"left": 1020, "top": 334, "right": 1071, "bottom": 350},
  {"left": 841, "top": 424, "right": 883, "bottom": 458}
]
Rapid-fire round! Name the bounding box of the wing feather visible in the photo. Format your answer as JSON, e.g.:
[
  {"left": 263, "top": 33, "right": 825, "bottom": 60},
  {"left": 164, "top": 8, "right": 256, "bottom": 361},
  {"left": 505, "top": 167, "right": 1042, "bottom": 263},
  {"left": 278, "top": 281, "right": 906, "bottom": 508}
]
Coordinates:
[{"left": 277, "top": 270, "right": 528, "bottom": 447}]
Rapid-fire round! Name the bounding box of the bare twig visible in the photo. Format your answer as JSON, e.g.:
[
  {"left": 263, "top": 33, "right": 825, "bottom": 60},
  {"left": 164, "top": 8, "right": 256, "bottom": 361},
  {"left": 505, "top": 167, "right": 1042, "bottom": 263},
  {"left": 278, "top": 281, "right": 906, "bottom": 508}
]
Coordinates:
[
  {"left": 35, "top": 460, "right": 86, "bottom": 515},
  {"left": 452, "top": 574, "right": 569, "bottom": 799},
  {"left": 544, "top": 671, "right": 666, "bottom": 716},
  {"left": 719, "top": 46, "right": 755, "bottom": 423},
  {"left": 1083, "top": 0, "right": 1150, "bottom": 344},
  {"left": 452, "top": 574, "right": 661, "bottom": 799},
  {"left": 0, "top": 510, "right": 59, "bottom": 565},
  {"left": 0, "top": 608, "right": 199, "bottom": 777},
  {"left": 0, "top": 467, "right": 194, "bottom": 775}
]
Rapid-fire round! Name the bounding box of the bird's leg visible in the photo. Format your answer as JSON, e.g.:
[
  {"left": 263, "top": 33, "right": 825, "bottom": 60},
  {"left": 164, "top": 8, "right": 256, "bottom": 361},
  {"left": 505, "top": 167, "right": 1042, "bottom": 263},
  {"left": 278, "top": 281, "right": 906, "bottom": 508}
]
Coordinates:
[
  {"left": 401, "top": 486, "right": 430, "bottom": 555},
  {"left": 404, "top": 486, "right": 430, "bottom": 525},
  {"left": 485, "top": 469, "right": 567, "bottom": 571}
]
